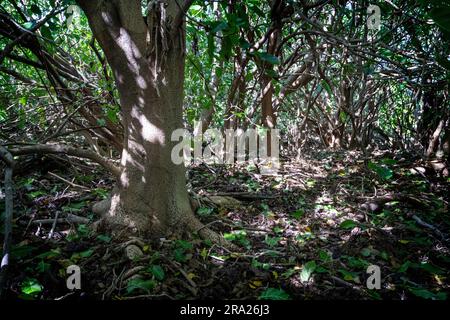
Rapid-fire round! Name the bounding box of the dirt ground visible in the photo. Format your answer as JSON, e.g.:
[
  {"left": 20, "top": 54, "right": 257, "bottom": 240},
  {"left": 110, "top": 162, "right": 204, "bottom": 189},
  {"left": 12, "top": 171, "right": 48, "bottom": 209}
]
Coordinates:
[{"left": 3, "top": 150, "right": 449, "bottom": 300}]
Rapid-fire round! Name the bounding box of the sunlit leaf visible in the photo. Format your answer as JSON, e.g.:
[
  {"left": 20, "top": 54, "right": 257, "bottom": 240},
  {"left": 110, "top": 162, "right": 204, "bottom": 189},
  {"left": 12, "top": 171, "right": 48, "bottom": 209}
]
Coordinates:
[{"left": 300, "top": 260, "right": 316, "bottom": 283}]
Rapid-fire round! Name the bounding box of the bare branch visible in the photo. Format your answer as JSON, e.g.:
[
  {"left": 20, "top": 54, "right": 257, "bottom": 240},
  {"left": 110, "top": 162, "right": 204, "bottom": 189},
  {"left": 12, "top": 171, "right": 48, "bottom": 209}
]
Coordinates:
[
  {"left": 173, "top": 0, "right": 194, "bottom": 30},
  {"left": 8, "top": 144, "right": 121, "bottom": 178}
]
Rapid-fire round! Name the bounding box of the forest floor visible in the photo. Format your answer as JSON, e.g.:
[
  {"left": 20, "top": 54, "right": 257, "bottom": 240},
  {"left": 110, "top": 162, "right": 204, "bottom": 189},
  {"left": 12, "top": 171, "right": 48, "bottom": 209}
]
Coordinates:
[{"left": 2, "top": 150, "right": 449, "bottom": 300}]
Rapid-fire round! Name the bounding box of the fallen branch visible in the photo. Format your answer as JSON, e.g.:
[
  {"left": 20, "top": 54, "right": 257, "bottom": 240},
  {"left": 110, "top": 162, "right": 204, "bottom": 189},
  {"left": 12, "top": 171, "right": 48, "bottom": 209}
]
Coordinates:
[
  {"left": 164, "top": 257, "right": 198, "bottom": 296},
  {"left": 361, "top": 193, "right": 427, "bottom": 212},
  {"left": 47, "top": 212, "right": 60, "bottom": 240},
  {"left": 29, "top": 213, "right": 90, "bottom": 225},
  {"left": 47, "top": 171, "right": 89, "bottom": 190},
  {"left": 8, "top": 143, "right": 120, "bottom": 178},
  {"left": 330, "top": 276, "right": 364, "bottom": 293},
  {"left": 410, "top": 214, "right": 448, "bottom": 243}
]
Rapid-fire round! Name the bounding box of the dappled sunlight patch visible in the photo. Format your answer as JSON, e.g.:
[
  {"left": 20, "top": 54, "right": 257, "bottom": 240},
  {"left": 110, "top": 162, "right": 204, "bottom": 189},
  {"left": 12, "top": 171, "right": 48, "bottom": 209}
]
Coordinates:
[
  {"left": 109, "top": 193, "right": 121, "bottom": 217},
  {"left": 119, "top": 171, "right": 130, "bottom": 188},
  {"left": 131, "top": 108, "right": 165, "bottom": 145},
  {"left": 5, "top": 148, "right": 449, "bottom": 300}
]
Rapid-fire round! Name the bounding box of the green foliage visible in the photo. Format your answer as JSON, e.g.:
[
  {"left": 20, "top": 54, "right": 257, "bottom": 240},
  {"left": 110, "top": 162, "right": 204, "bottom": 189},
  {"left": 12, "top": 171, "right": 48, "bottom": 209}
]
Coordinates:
[
  {"left": 96, "top": 234, "right": 112, "bottom": 243},
  {"left": 290, "top": 209, "right": 304, "bottom": 220},
  {"left": 20, "top": 278, "right": 43, "bottom": 299},
  {"left": 300, "top": 261, "right": 316, "bottom": 283},
  {"left": 172, "top": 240, "right": 194, "bottom": 263},
  {"left": 409, "top": 288, "right": 447, "bottom": 300},
  {"left": 197, "top": 206, "right": 214, "bottom": 217},
  {"left": 126, "top": 278, "right": 156, "bottom": 294},
  {"left": 259, "top": 288, "right": 290, "bottom": 300},
  {"left": 264, "top": 235, "right": 280, "bottom": 248},
  {"left": 224, "top": 230, "right": 250, "bottom": 247},
  {"left": 70, "top": 248, "right": 94, "bottom": 262},
  {"left": 149, "top": 265, "right": 165, "bottom": 281},
  {"left": 11, "top": 244, "right": 36, "bottom": 259},
  {"left": 368, "top": 161, "right": 393, "bottom": 181},
  {"left": 427, "top": 1, "right": 450, "bottom": 32},
  {"left": 339, "top": 220, "right": 358, "bottom": 229}
]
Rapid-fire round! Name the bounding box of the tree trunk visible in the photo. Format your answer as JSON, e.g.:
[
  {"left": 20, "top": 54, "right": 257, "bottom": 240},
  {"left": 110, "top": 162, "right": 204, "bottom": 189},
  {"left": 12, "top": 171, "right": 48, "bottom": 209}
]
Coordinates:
[
  {"left": 260, "top": 0, "right": 283, "bottom": 156},
  {"left": 78, "top": 0, "right": 211, "bottom": 239}
]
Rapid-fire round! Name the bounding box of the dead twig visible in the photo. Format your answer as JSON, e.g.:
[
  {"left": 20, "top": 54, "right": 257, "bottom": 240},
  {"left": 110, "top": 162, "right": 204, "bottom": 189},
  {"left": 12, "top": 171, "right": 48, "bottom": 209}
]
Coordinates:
[
  {"left": 330, "top": 276, "right": 364, "bottom": 293},
  {"left": 410, "top": 214, "right": 449, "bottom": 243},
  {"left": 47, "top": 171, "right": 89, "bottom": 190},
  {"left": 47, "top": 211, "right": 60, "bottom": 240},
  {"left": 28, "top": 213, "right": 89, "bottom": 225}
]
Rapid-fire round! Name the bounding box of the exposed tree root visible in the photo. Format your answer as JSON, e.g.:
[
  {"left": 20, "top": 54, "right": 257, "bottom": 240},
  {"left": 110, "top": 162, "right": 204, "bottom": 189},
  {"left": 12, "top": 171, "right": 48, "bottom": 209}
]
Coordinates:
[{"left": 90, "top": 195, "right": 237, "bottom": 250}]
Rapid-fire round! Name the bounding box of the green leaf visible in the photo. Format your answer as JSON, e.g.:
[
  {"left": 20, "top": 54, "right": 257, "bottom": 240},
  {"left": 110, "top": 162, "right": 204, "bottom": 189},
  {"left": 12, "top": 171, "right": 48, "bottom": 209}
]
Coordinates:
[
  {"left": 77, "top": 224, "right": 90, "bottom": 237},
  {"left": 40, "top": 25, "right": 53, "bottom": 40},
  {"left": 368, "top": 161, "right": 393, "bottom": 180},
  {"left": 30, "top": 4, "right": 42, "bottom": 15},
  {"left": 29, "top": 190, "right": 46, "bottom": 199},
  {"left": 419, "top": 262, "right": 444, "bottom": 275},
  {"left": 224, "top": 230, "right": 247, "bottom": 241},
  {"left": 0, "top": 108, "right": 7, "bottom": 122},
  {"left": 21, "top": 278, "right": 43, "bottom": 297},
  {"left": 339, "top": 269, "right": 358, "bottom": 281},
  {"left": 340, "top": 219, "right": 358, "bottom": 229},
  {"left": 264, "top": 235, "right": 280, "bottom": 247},
  {"left": 197, "top": 206, "right": 214, "bottom": 216},
  {"left": 36, "top": 260, "right": 51, "bottom": 273},
  {"left": 344, "top": 256, "right": 370, "bottom": 269},
  {"left": 207, "top": 33, "right": 215, "bottom": 62},
  {"left": 211, "top": 21, "right": 228, "bottom": 33},
  {"left": 300, "top": 260, "right": 316, "bottom": 283},
  {"left": 381, "top": 158, "right": 397, "bottom": 165},
  {"left": 409, "top": 288, "right": 447, "bottom": 300},
  {"left": 126, "top": 278, "right": 156, "bottom": 294},
  {"left": 259, "top": 288, "right": 290, "bottom": 300},
  {"left": 93, "top": 188, "right": 109, "bottom": 199},
  {"left": 291, "top": 209, "right": 304, "bottom": 219},
  {"left": 339, "top": 111, "right": 347, "bottom": 123},
  {"left": 11, "top": 244, "right": 36, "bottom": 259},
  {"left": 63, "top": 201, "right": 85, "bottom": 211},
  {"left": 316, "top": 266, "right": 329, "bottom": 273},
  {"left": 430, "top": 6, "right": 450, "bottom": 32},
  {"left": 78, "top": 249, "right": 92, "bottom": 258},
  {"left": 398, "top": 261, "right": 411, "bottom": 273},
  {"left": 106, "top": 108, "right": 119, "bottom": 124},
  {"left": 35, "top": 248, "right": 61, "bottom": 260},
  {"left": 23, "top": 22, "right": 35, "bottom": 29},
  {"left": 150, "top": 265, "right": 165, "bottom": 281},
  {"left": 319, "top": 250, "right": 332, "bottom": 262},
  {"left": 321, "top": 80, "right": 333, "bottom": 96},
  {"left": 189, "top": 5, "right": 202, "bottom": 16},
  {"left": 360, "top": 247, "right": 372, "bottom": 257},
  {"left": 248, "top": 2, "right": 266, "bottom": 17},
  {"left": 174, "top": 248, "right": 187, "bottom": 262},
  {"left": 175, "top": 239, "right": 193, "bottom": 250}
]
